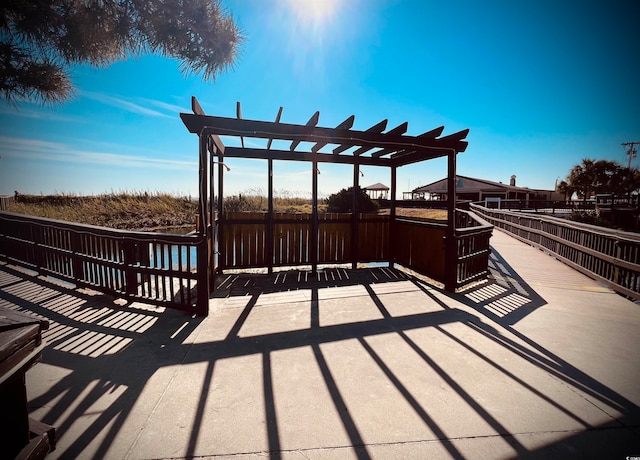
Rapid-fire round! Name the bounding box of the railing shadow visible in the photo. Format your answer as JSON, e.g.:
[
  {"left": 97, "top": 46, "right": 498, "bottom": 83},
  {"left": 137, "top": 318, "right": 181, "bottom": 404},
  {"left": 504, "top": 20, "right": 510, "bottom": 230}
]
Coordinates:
[
  {"left": 453, "top": 245, "right": 547, "bottom": 326},
  {"left": 438, "top": 243, "right": 640, "bottom": 420},
  {"left": 0, "top": 262, "right": 204, "bottom": 459},
  {"left": 2, "top": 261, "right": 639, "bottom": 458}
]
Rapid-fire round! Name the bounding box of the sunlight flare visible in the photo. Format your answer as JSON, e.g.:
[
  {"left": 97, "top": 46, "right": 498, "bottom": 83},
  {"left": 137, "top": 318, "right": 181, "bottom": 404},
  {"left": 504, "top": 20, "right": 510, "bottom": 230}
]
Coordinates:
[{"left": 286, "top": 0, "right": 340, "bottom": 27}]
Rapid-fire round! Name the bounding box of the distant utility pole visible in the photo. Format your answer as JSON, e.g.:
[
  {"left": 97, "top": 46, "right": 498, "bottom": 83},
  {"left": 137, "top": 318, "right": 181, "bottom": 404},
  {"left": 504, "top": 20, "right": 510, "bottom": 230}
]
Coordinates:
[{"left": 622, "top": 141, "right": 640, "bottom": 168}]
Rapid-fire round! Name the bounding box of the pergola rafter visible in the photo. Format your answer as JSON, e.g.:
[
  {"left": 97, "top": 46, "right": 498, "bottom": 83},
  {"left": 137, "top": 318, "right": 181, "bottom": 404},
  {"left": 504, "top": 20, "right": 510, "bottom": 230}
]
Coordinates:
[{"left": 180, "top": 112, "right": 468, "bottom": 167}]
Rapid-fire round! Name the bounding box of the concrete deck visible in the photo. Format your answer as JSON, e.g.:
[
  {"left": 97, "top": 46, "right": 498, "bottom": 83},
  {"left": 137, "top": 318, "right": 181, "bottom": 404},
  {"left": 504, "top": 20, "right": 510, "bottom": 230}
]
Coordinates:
[{"left": 2, "top": 229, "right": 639, "bottom": 459}]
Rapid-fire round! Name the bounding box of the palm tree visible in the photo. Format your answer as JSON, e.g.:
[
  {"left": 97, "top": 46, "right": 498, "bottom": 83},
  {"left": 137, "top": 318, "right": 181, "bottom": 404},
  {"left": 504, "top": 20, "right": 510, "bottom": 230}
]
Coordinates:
[{"left": 556, "top": 180, "right": 572, "bottom": 201}]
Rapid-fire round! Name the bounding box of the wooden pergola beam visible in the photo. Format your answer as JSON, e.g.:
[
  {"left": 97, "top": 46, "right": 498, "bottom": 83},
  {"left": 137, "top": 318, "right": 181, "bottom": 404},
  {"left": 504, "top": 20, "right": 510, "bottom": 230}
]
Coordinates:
[
  {"left": 181, "top": 113, "right": 468, "bottom": 156},
  {"left": 290, "top": 111, "right": 319, "bottom": 151},
  {"left": 333, "top": 118, "right": 387, "bottom": 155},
  {"left": 312, "top": 115, "right": 355, "bottom": 153},
  {"left": 372, "top": 126, "right": 445, "bottom": 158},
  {"left": 222, "top": 146, "right": 394, "bottom": 167},
  {"left": 353, "top": 120, "right": 408, "bottom": 156}
]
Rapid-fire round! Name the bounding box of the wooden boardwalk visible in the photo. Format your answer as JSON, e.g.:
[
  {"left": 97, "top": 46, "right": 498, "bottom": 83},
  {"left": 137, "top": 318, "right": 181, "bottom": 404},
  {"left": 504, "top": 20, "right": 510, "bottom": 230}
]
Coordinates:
[{"left": 1, "top": 229, "right": 639, "bottom": 459}]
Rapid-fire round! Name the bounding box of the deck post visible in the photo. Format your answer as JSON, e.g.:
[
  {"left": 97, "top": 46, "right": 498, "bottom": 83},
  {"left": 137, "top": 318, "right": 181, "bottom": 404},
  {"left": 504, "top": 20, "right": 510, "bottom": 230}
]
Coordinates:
[
  {"left": 216, "top": 144, "right": 225, "bottom": 274},
  {"left": 268, "top": 159, "right": 274, "bottom": 273},
  {"left": 389, "top": 165, "right": 397, "bottom": 268},
  {"left": 209, "top": 142, "right": 216, "bottom": 287},
  {"left": 352, "top": 163, "right": 360, "bottom": 269},
  {"left": 196, "top": 131, "right": 210, "bottom": 316},
  {"left": 311, "top": 160, "right": 319, "bottom": 272},
  {"left": 444, "top": 149, "right": 457, "bottom": 291}
]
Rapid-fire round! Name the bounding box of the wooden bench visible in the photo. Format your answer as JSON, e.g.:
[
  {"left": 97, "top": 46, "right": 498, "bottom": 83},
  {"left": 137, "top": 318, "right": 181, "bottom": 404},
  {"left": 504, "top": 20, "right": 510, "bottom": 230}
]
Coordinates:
[{"left": 0, "top": 307, "right": 55, "bottom": 459}]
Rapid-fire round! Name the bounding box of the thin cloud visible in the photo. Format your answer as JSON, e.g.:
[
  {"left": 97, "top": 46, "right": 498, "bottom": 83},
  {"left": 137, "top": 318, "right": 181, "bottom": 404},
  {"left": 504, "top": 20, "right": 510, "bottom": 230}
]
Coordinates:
[
  {"left": 81, "top": 91, "right": 173, "bottom": 119},
  {"left": 0, "top": 136, "right": 195, "bottom": 170},
  {"left": 143, "top": 98, "right": 190, "bottom": 114},
  {"left": 0, "top": 105, "right": 85, "bottom": 123}
]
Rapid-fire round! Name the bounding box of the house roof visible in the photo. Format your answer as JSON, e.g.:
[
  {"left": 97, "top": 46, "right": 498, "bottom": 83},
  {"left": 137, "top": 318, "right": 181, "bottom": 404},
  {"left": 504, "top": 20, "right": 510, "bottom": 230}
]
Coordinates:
[
  {"left": 364, "top": 183, "right": 389, "bottom": 191},
  {"left": 413, "top": 175, "right": 540, "bottom": 194}
]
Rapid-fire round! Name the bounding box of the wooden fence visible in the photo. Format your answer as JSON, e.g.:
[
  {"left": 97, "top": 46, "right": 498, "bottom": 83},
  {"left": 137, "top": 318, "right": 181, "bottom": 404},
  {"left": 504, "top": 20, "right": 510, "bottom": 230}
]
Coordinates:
[
  {"left": 218, "top": 210, "right": 492, "bottom": 290},
  {"left": 0, "top": 209, "right": 493, "bottom": 316},
  {"left": 219, "top": 212, "right": 389, "bottom": 269},
  {"left": 0, "top": 212, "right": 208, "bottom": 315},
  {"left": 455, "top": 210, "right": 494, "bottom": 287},
  {"left": 0, "top": 195, "right": 14, "bottom": 211},
  {"left": 470, "top": 203, "right": 640, "bottom": 300}
]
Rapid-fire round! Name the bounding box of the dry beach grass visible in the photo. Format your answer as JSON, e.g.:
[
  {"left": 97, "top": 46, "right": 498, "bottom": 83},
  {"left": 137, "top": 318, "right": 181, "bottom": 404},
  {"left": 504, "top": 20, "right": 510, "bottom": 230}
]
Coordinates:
[{"left": 5, "top": 191, "right": 447, "bottom": 231}]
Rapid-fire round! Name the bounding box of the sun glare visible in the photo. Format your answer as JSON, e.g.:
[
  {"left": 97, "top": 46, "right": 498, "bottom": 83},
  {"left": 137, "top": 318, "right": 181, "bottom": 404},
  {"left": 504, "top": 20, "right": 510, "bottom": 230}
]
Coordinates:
[{"left": 287, "top": 0, "right": 340, "bottom": 27}]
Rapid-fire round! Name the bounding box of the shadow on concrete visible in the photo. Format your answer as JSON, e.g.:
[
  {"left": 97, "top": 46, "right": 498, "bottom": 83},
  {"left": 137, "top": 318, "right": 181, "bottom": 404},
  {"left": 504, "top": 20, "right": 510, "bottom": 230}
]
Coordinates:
[
  {"left": 1, "top": 261, "right": 639, "bottom": 459},
  {"left": 0, "top": 263, "right": 204, "bottom": 459},
  {"left": 454, "top": 245, "right": 547, "bottom": 326}
]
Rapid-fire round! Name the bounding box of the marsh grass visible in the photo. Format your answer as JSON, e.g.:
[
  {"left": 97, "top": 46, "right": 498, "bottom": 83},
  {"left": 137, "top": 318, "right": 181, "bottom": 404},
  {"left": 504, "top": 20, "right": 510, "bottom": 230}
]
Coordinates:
[
  {"left": 6, "top": 190, "right": 446, "bottom": 230},
  {"left": 223, "top": 192, "right": 327, "bottom": 213},
  {"left": 7, "top": 192, "right": 198, "bottom": 230}
]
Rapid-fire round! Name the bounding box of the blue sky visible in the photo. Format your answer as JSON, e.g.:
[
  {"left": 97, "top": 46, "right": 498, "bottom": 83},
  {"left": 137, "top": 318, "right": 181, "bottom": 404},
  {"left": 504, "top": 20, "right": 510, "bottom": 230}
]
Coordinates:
[{"left": 1, "top": 0, "right": 639, "bottom": 199}]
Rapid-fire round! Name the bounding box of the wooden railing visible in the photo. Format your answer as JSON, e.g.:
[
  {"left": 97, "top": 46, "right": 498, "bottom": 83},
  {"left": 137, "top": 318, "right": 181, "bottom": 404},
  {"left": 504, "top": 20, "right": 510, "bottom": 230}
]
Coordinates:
[
  {"left": 392, "top": 210, "right": 492, "bottom": 288},
  {"left": 483, "top": 199, "right": 596, "bottom": 211},
  {"left": 392, "top": 218, "right": 446, "bottom": 282},
  {"left": 470, "top": 203, "right": 640, "bottom": 300},
  {"left": 219, "top": 210, "right": 492, "bottom": 290},
  {"left": 455, "top": 210, "right": 494, "bottom": 287},
  {"left": 0, "top": 195, "right": 14, "bottom": 211},
  {"left": 219, "top": 212, "right": 389, "bottom": 269},
  {"left": 0, "top": 212, "right": 208, "bottom": 315}
]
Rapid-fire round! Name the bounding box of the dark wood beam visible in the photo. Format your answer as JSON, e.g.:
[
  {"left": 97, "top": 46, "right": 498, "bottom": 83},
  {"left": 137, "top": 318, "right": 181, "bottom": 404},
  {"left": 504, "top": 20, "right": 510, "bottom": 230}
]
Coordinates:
[
  {"left": 190, "top": 97, "right": 226, "bottom": 155},
  {"left": 391, "top": 148, "right": 456, "bottom": 167},
  {"left": 268, "top": 158, "right": 274, "bottom": 273},
  {"left": 352, "top": 163, "right": 359, "bottom": 269},
  {"left": 389, "top": 165, "right": 397, "bottom": 268},
  {"left": 266, "top": 107, "right": 283, "bottom": 150},
  {"left": 444, "top": 150, "right": 457, "bottom": 291},
  {"left": 223, "top": 146, "right": 392, "bottom": 167},
  {"left": 354, "top": 121, "right": 407, "bottom": 156},
  {"left": 438, "top": 129, "right": 470, "bottom": 150},
  {"left": 334, "top": 119, "right": 388, "bottom": 155},
  {"left": 290, "top": 111, "right": 319, "bottom": 151},
  {"left": 312, "top": 160, "right": 319, "bottom": 271},
  {"left": 236, "top": 101, "right": 244, "bottom": 148},
  {"left": 371, "top": 126, "right": 445, "bottom": 158},
  {"left": 182, "top": 113, "right": 468, "bottom": 154},
  {"left": 191, "top": 96, "right": 205, "bottom": 116},
  {"left": 311, "top": 115, "right": 354, "bottom": 153},
  {"left": 352, "top": 120, "right": 405, "bottom": 156}
]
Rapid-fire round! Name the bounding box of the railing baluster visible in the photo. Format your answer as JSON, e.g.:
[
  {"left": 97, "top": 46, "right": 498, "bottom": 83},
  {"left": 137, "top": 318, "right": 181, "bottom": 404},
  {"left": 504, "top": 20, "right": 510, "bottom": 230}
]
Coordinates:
[{"left": 470, "top": 203, "right": 640, "bottom": 300}]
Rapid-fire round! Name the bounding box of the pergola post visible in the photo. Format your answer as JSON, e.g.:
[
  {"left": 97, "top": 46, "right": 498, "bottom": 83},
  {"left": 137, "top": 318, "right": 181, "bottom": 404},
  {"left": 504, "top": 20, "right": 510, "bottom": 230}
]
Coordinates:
[
  {"left": 267, "top": 159, "right": 274, "bottom": 274},
  {"left": 209, "top": 143, "right": 215, "bottom": 284},
  {"left": 352, "top": 163, "right": 360, "bottom": 269},
  {"left": 389, "top": 165, "right": 397, "bottom": 268},
  {"left": 311, "top": 160, "right": 319, "bottom": 272},
  {"left": 217, "top": 149, "right": 224, "bottom": 273},
  {"left": 266, "top": 107, "right": 282, "bottom": 274},
  {"left": 444, "top": 149, "right": 457, "bottom": 291},
  {"left": 196, "top": 132, "right": 210, "bottom": 316}
]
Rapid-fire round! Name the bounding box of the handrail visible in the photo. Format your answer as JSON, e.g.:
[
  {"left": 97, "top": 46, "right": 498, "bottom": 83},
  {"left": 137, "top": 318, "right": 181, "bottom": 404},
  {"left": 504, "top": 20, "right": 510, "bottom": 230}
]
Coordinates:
[
  {"left": 218, "top": 210, "right": 493, "bottom": 290},
  {"left": 0, "top": 211, "right": 208, "bottom": 315},
  {"left": 470, "top": 203, "right": 640, "bottom": 300}
]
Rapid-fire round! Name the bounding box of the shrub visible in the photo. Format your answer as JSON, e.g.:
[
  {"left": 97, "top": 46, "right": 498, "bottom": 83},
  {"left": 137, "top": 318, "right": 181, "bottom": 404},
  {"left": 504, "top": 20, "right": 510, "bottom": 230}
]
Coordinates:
[{"left": 325, "top": 186, "right": 378, "bottom": 213}]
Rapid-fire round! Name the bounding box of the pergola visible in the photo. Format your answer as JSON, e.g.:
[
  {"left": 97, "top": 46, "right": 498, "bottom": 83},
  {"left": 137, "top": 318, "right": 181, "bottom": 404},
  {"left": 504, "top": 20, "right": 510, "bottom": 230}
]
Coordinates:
[{"left": 181, "top": 96, "right": 470, "bottom": 294}]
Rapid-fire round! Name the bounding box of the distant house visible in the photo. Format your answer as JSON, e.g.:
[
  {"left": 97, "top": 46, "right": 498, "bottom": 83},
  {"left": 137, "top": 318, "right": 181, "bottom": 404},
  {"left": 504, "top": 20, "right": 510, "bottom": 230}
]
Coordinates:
[
  {"left": 364, "top": 183, "right": 389, "bottom": 200},
  {"left": 409, "top": 175, "right": 563, "bottom": 203}
]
